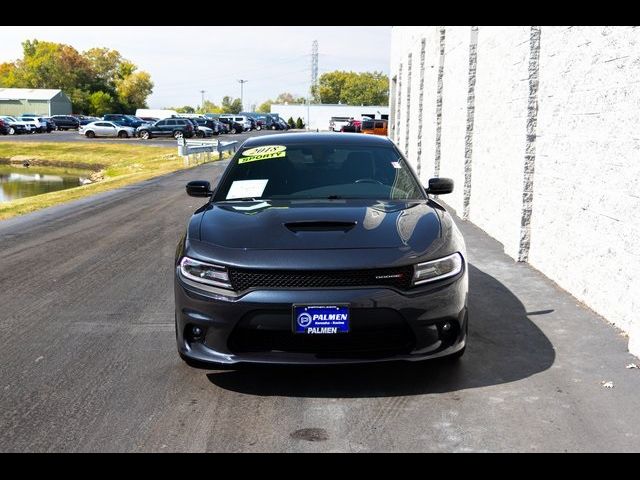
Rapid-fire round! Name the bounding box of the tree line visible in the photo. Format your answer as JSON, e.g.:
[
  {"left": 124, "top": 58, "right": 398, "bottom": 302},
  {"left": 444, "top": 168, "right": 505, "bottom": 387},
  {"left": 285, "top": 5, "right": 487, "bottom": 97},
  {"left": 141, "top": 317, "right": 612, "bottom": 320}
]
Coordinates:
[{"left": 0, "top": 40, "right": 153, "bottom": 116}]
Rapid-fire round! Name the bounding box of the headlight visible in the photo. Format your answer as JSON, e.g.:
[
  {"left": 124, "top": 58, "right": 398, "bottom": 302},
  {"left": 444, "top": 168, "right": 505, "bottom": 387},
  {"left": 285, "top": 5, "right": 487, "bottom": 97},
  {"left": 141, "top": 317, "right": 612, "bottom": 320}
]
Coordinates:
[
  {"left": 413, "top": 252, "right": 463, "bottom": 285},
  {"left": 179, "top": 257, "right": 232, "bottom": 289}
]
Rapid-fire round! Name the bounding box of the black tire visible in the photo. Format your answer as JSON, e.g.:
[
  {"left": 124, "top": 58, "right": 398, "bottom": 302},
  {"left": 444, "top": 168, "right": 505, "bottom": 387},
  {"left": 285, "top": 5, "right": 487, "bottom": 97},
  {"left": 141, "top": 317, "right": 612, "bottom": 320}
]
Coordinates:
[
  {"left": 8, "top": 127, "right": 16, "bottom": 135},
  {"left": 173, "top": 130, "right": 184, "bottom": 139},
  {"left": 230, "top": 127, "right": 237, "bottom": 134},
  {"left": 117, "top": 131, "right": 128, "bottom": 138},
  {"left": 271, "top": 125, "right": 276, "bottom": 130},
  {"left": 196, "top": 130, "right": 204, "bottom": 138},
  {"left": 85, "top": 130, "right": 95, "bottom": 138},
  {"left": 139, "top": 130, "right": 151, "bottom": 140},
  {"left": 256, "top": 125, "right": 262, "bottom": 131}
]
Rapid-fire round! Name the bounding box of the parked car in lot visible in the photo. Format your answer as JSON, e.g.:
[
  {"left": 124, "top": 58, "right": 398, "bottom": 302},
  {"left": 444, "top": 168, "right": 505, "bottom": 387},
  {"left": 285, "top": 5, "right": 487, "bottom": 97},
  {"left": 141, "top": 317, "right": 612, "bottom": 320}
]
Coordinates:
[
  {"left": 137, "top": 118, "right": 195, "bottom": 139},
  {"left": 217, "top": 117, "right": 244, "bottom": 134},
  {"left": 79, "top": 121, "right": 136, "bottom": 138},
  {"left": 220, "top": 115, "right": 252, "bottom": 132},
  {"left": 18, "top": 116, "right": 41, "bottom": 133},
  {"left": 276, "top": 118, "right": 289, "bottom": 130},
  {"left": 139, "top": 117, "right": 159, "bottom": 123},
  {"left": 193, "top": 117, "right": 221, "bottom": 135},
  {"left": 50, "top": 115, "right": 80, "bottom": 130},
  {"left": 329, "top": 116, "right": 352, "bottom": 132},
  {"left": 0, "top": 116, "right": 32, "bottom": 134},
  {"left": 255, "top": 114, "right": 276, "bottom": 130},
  {"left": 176, "top": 133, "right": 467, "bottom": 368},
  {"left": 361, "top": 119, "right": 388, "bottom": 136},
  {"left": 77, "top": 115, "right": 101, "bottom": 126},
  {"left": 340, "top": 120, "right": 362, "bottom": 133},
  {"left": 103, "top": 114, "right": 147, "bottom": 130}
]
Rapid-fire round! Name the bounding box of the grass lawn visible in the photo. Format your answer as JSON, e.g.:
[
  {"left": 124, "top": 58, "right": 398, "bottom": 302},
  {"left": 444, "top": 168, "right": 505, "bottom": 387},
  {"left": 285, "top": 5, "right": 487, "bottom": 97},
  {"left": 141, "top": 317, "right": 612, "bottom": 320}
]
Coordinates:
[{"left": 0, "top": 142, "right": 224, "bottom": 221}]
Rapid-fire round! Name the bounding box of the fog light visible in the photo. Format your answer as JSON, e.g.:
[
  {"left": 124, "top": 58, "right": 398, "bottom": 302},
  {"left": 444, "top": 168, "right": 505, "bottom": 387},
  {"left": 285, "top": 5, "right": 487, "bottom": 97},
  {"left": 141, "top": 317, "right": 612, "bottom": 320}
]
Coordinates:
[
  {"left": 442, "top": 322, "right": 452, "bottom": 332},
  {"left": 192, "top": 326, "right": 203, "bottom": 338}
]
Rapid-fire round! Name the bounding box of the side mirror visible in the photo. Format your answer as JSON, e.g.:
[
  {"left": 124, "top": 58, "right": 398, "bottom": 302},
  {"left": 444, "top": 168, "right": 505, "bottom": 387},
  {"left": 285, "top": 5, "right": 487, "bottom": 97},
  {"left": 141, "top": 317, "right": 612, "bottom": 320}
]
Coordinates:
[
  {"left": 186, "top": 180, "right": 213, "bottom": 197},
  {"left": 426, "top": 177, "right": 454, "bottom": 195}
]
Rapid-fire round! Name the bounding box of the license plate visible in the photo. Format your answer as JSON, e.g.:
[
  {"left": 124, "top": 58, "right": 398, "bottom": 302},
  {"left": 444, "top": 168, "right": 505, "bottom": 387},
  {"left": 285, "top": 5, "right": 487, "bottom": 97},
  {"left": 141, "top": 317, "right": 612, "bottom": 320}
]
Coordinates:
[{"left": 292, "top": 304, "right": 350, "bottom": 334}]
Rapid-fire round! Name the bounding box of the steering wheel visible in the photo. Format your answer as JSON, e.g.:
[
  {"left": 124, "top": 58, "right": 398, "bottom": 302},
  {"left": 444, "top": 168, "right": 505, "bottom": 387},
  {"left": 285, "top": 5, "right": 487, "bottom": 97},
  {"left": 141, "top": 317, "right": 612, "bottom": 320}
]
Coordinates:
[{"left": 354, "top": 178, "right": 384, "bottom": 185}]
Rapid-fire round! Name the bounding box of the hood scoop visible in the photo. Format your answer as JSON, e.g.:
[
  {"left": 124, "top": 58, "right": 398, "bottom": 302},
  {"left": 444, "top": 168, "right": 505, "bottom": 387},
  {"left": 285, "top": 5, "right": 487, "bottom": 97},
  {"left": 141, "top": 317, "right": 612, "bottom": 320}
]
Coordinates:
[{"left": 284, "top": 221, "right": 357, "bottom": 233}]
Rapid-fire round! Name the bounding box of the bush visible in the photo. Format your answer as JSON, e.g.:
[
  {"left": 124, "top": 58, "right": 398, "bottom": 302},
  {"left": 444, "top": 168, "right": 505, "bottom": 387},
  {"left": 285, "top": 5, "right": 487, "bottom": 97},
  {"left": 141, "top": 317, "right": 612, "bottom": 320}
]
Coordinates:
[
  {"left": 295, "top": 117, "right": 305, "bottom": 129},
  {"left": 287, "top": 117, "right": 296, "bottom": 129}
]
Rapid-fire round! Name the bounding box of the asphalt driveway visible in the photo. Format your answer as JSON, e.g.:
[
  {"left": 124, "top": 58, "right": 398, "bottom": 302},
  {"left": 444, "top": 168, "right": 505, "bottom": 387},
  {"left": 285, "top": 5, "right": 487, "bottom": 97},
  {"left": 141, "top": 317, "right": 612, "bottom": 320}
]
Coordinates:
[{"left": 0, "top": 161, "right": 639, "bottom": 452}]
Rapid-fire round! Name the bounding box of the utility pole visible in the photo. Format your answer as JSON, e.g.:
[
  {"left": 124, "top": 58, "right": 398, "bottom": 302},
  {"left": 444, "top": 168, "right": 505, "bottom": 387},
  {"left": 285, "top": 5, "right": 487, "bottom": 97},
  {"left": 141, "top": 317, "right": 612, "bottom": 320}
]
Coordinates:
[
  {"left": 200, "top": 90, "right": 206, "bottom": 110},
  {"left": 237, "top": 80, "right": 248, "bottom": 111},
  {"left": 308, "top": 40, "right": 318, "bottom": 130}
]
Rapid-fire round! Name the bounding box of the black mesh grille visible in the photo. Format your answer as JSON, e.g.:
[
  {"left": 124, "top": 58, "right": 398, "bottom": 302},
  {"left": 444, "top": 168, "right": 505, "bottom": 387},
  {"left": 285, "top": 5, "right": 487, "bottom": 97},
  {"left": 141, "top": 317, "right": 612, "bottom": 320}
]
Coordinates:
[{"left": 228, "top": 265, "right": 414, "bottom": 292}]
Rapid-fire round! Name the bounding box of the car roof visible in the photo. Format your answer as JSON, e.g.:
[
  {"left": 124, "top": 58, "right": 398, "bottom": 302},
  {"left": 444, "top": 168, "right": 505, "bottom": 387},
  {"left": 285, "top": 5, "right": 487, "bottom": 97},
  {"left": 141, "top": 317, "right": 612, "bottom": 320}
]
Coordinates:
[{"left": 241, "top": 132, "right": 394, "bottom": 148}]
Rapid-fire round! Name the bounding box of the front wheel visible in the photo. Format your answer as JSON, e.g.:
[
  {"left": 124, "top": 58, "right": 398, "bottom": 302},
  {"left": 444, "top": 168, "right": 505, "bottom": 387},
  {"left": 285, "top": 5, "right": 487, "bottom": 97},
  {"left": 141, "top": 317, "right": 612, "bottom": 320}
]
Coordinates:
[
  {"left": 256, "top": 125, "right": 261, "bottom": 131},
  {"left": 230, "top": 127, "right": 237, "bottom": 134},
  {"left": 196, "top": 131, "right": 204, "bottom": 138},
  {"left": 8, "top": 127, "right": 16, "bottom": 135},
  {"left": 117, "top": 131, "right": 128, "bottom": 138},
  {"left": 85, "top": 131, "right": 95, "bottom": 138},
  {"left": 139, "top": 130, "right": 151, "bottom": 140}
]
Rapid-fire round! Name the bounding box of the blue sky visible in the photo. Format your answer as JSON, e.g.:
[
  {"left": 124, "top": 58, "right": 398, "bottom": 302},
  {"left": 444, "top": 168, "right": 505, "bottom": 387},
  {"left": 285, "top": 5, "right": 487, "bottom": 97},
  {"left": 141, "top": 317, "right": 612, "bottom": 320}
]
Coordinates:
[{"left": 0, "top": 26, "right": 392, "bottom": 109}]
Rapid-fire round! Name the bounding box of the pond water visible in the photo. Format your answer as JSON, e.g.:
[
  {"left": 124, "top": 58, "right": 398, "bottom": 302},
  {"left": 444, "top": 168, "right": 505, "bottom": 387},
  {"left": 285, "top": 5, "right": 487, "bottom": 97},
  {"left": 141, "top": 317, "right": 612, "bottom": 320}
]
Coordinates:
[{"left": 0, "top": 166, "right": 91, "bottom": 202}]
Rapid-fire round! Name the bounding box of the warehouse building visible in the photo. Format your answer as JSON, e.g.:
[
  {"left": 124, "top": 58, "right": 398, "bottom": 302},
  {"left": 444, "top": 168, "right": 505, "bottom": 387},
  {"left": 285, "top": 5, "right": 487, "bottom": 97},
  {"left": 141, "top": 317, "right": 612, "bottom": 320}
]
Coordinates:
[
  {"left": 270, "top": 103, "right": 389, "bottom": 131},
  {"left": 0, "top": 88, "right": 72, "bottom": 116}
]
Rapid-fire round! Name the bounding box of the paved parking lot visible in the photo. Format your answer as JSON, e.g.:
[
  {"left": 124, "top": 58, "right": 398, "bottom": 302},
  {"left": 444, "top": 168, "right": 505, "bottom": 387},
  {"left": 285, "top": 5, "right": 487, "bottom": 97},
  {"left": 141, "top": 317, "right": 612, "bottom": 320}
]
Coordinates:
[
  {"left": 1, "top": 161, "right": 639, "bottom": 452},
  {"left": 0, "top": 129, "right": 289, "bottom": 147}
]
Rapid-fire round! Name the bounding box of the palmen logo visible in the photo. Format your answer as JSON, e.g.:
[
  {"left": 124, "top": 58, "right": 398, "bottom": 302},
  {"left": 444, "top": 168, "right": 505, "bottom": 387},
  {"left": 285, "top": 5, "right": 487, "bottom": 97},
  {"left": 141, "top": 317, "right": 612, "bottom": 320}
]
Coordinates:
[{"left": 297, "top": 312, "right": 313, "bottom": 328}]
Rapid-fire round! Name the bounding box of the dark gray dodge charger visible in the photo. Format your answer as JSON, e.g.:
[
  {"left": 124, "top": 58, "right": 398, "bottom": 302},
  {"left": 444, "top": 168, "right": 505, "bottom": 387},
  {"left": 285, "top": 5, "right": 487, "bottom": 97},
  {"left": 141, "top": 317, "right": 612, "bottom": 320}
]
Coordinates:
[{"left": 175, "top": 132, "right": 468, "bottom": 366}]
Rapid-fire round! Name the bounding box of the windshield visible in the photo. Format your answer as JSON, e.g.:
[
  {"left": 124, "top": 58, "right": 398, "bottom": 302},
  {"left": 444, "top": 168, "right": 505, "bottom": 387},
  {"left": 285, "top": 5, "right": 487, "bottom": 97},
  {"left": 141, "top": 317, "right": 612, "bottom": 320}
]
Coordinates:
[{"left": 213, "top": 143, "right": 425, "bottom": 202}]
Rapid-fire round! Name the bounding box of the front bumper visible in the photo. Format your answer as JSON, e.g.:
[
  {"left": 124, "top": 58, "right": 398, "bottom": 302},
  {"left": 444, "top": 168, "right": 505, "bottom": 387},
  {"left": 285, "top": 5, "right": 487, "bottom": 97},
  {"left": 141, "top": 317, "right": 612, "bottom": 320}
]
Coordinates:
[{"left": 175, "top": 267, "right": 468, "bottom": 366}]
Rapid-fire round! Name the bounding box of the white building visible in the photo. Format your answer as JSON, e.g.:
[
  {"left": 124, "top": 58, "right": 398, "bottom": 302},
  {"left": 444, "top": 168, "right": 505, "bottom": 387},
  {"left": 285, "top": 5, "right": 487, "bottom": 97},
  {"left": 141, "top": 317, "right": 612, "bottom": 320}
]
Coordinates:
[
  {"left": 391, "top": 26, "right": 640, "bottom": 356},
  {"left": 270, "top": 103, "right": 389, "bottom": 131}
]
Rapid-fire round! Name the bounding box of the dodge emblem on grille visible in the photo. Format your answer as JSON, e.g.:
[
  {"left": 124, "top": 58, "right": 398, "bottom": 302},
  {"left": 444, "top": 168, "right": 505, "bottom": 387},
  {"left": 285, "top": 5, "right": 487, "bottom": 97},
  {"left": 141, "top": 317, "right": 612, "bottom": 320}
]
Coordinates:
[{"left": 375, "top": 274, "right": 403, "bottom": 279}]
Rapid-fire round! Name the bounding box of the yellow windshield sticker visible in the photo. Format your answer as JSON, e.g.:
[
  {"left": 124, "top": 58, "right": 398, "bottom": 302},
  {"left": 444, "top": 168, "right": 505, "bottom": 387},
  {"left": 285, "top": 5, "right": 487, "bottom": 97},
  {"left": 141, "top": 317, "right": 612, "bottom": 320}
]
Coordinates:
[{"left": 238, "top": 145, "right": 287, "bottom": 164}]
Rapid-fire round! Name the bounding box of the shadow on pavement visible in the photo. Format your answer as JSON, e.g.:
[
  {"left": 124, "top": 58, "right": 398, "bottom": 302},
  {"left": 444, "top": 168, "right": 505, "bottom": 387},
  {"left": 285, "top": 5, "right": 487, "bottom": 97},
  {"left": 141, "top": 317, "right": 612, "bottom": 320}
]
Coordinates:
[{"left": 206, "top": 263, "right": 555, "bottom": 397}]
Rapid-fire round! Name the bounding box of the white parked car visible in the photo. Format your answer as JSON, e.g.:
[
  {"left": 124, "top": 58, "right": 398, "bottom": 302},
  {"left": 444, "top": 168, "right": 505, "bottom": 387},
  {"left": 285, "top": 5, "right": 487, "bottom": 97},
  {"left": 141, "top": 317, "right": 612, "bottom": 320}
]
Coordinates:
[
  {"left": 19, "top": 116, "right": 45, "bottom": 133},
  {"left": 0, "top": 116, "right": 33, "bottom": 134},
  {"left": 79, "top": 121, "right": 136, "bottom": 138},
  {"left": 195, "top": 125, "right": 213, "bottom": 138}
]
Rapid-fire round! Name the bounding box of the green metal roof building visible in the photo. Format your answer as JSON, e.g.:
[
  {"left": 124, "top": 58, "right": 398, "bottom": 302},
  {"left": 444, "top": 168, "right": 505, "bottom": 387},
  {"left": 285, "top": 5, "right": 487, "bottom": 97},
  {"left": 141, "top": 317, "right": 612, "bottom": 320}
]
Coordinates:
[{"left": 0, "top": 88, "right": 72, "bottom": 116}]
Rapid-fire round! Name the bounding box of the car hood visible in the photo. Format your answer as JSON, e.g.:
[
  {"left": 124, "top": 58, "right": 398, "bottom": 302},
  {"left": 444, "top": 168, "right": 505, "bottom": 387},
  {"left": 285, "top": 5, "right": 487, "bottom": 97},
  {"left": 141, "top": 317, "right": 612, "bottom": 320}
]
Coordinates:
[{"left": 196, "top": 200, "right": 443, "bottom": 252}]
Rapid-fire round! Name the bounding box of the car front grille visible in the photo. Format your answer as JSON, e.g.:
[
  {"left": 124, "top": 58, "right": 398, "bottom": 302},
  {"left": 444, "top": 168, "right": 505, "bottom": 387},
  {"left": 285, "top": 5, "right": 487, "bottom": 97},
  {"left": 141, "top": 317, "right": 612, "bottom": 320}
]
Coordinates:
[
  {"left": 227, "top": 308, "right": 416, "bottom": 358},
  {"left": 227, "top": 265, "right": 414, "bottom": 292}
]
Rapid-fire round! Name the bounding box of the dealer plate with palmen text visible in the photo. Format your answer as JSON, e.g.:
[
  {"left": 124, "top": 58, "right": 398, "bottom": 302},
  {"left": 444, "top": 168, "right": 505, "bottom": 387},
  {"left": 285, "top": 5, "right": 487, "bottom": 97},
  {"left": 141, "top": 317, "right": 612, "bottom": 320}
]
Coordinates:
[{"left": 293, "top": 305, "right": 350, "bottom": 334}]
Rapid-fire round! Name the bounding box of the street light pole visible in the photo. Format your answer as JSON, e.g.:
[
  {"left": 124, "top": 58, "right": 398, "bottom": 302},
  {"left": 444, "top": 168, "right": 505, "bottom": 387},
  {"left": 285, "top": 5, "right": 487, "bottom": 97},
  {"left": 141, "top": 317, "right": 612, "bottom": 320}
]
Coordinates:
[
  {"left": 200, "top": 90, "right": 205, "bottom": 110},
  {"left": 237, "top": 80, "right": 248, "bottom": 111}
]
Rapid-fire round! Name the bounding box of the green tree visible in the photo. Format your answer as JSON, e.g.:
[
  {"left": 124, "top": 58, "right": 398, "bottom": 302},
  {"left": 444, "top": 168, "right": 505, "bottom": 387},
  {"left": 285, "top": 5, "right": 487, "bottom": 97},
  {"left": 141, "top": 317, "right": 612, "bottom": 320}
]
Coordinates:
[
  {"left": 275, "top": 92, "right": 306, "bottom": 104},
  {"left": 116, "top": 71, "right": 153, "bottom": 111},
  {"left": 287, "top": 117, "right": 296, "bottom": 129},
  {"left": 88, "top": 91, "right": 115, "bottom": 116},
  {"left": 295, "top": 117, "right": 305, "bottom": 129},
  {"left": 221, "top": 96, "right": 242, "bottom": 114},
  {"left": 314, "top": 70, "right": 388, "bottom": 105},
  {"left": 173, "top": 105, "right": 195, "bottom": 113},
  {"left": 197, "top": 100, "right": 222, "bottom": 114},
  {"left": 257, "top": 100, "right": 273, "bottom": 113},
  {"left": 0, "top": 39, "right": 154, "bottom": 114}
]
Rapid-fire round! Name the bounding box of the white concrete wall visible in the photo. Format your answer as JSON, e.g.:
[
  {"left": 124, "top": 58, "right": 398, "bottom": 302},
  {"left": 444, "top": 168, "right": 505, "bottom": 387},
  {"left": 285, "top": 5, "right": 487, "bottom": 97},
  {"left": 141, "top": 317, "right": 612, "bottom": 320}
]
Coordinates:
[
  {"left": 529, "top": 26, "right": 640, "bottom": 354},
  {"left": 270, "top": 104, "right": 389, "bottom": 131},
  {"left": 391, "top": 25, "right": 640, "bottom": 356},
  {"left": 469, "top": 26, "right": 530, "bottom": 260}
]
